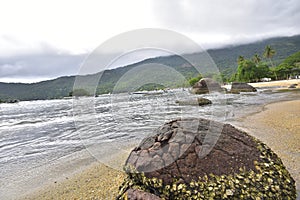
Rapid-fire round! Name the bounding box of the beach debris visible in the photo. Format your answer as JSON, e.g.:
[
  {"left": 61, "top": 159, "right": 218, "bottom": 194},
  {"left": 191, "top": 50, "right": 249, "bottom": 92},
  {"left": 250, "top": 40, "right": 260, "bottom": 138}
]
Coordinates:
[
  {"left": 190, "top": 78, "right": 223, "bottom": 94},
  {"left": 117, "top": 118, "right": 296, "bottom": 199}
]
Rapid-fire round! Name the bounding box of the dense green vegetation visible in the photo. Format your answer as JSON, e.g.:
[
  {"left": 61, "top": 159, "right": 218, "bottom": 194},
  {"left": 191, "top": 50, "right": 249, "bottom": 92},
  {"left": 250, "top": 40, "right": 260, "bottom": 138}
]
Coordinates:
[
  {"left": 274, "top": 51, "right": 300, "bottom": 80},
  {"left": 234, "top": 46, "right": 275, "bottom": 82},
  {"left": 234, "top": 59, "right": 271, "bottom": 82},
  {"left": 263, "top": 45, "right": 276, "bottom": 68},
  {"left": 233, "top": 45, "right": 300, "bottom": 82},
  {"left": 1, "top": 35, "right": 300, "bottom": 101},
  {"left": 209, "top": 35, "right": 300, "bottom": 80},
  {"left": 188, "top": 74, "right": 203, "bottom": 86}
]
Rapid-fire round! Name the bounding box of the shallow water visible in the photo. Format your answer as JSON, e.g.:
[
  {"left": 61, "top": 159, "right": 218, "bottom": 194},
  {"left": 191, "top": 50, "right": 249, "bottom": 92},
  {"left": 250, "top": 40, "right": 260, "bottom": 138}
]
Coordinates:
[{"left": 0, "top": 89, "right": 298, "bottom": 199}]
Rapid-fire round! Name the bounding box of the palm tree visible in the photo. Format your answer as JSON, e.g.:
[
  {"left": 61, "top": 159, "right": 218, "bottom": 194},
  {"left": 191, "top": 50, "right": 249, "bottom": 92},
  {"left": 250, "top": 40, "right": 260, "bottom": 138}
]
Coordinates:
[
  {"left": 252, "top": 54, "right": 261, "bottom": 65},
  {"left": 263, "top": 45, "right": 276, "bottom": 68},
  {"left": 237, "top": 55, "right": 245, "bottom": 65}
]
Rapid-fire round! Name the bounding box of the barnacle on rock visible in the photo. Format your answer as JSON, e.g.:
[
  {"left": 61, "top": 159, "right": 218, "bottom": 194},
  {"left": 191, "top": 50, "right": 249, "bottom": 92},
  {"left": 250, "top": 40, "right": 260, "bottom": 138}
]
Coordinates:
[{"left": 116, "top": 118, "right": 296, "bottom": 200}]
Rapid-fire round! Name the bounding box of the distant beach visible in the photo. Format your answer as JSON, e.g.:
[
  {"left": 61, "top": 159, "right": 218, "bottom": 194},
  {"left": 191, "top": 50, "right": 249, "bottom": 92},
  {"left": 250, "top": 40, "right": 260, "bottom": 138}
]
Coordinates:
[{"left": 249, "top": 79, "right": 300, "bottom": 89}]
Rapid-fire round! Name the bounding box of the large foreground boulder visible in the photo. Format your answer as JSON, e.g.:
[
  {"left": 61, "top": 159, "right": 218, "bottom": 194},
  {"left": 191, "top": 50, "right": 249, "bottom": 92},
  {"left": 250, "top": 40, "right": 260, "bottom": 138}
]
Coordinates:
[
  {"left": 191, "top": 78, "right": 223, "bottom": 94},
  {"left": 117, "top": 118, "right": 296, "bottom": 199},
  {"left": 230, "top": 82, "right": 257, "bottom": 93}
]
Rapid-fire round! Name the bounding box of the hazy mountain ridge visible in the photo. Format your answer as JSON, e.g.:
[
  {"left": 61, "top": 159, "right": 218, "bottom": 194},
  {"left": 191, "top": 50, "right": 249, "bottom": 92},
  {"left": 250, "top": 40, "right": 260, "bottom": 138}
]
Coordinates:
[{"left": 1, "top": 35, "right": 300, "bottom": 101}]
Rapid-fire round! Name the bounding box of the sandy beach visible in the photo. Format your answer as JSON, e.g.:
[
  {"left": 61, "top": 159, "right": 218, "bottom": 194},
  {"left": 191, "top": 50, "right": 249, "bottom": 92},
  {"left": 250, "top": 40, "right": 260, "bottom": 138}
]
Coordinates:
[
  {"left": 249, "top": 79, "right": 300, "bottom": 88},
  {"left": 23, "top": 99, "right": 300, "bottom": 199},
  {"left": 23, "top": 162, "right": 125, "bottom": 200}
]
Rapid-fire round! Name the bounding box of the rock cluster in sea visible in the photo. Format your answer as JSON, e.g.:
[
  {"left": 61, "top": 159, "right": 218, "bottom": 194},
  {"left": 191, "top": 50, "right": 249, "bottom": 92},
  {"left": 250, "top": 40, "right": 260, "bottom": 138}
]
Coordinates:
[{"left": 117, "top": 118, "right": 296, "bottom": 200}]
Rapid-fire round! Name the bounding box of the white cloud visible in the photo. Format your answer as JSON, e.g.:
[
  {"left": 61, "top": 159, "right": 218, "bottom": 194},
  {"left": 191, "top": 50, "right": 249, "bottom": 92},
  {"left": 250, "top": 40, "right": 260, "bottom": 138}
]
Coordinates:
[
  {"left": 149, "top": 0, "right": 300, "bottom": 48},
  {"left": 0, "top": 49, "right": 86, "bottom": 82},
  {"left": 1, "top": 0, "right": 299, "bottom": 56},
  {"left": 0, "top": 0, "right": 299, "bottom": 82},
  {"left": 0, "top": 0, "right": 154, "bottom": 56}
]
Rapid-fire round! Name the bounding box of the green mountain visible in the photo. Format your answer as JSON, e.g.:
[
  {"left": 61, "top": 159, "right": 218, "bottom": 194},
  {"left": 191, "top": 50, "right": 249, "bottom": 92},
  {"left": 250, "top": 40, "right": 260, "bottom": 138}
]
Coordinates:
[
  {"left": 1, "top": 34, "right": 300, "bottom": 101},
  {"left": 0, "top": 76, "right": 75, "bottom": 101},
  {"left": 208, "top": 35, "right": 300, "bottom": 76}
]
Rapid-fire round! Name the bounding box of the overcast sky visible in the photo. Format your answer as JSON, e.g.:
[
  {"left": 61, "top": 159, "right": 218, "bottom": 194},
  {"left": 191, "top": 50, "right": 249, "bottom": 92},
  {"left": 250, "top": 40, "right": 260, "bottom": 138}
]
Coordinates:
[{"left": 0, "top": 0, "right": 300, "bottom": 83}]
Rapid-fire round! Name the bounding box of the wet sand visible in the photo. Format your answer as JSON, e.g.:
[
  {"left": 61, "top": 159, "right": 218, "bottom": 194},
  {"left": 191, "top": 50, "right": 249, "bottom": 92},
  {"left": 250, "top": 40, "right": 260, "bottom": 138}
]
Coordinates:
[
  {"left": 23, "top": 100, "right": 300, "bottom": 199},
  {"left": 234, "top": 100, "right": 300, "bottom": 192}
]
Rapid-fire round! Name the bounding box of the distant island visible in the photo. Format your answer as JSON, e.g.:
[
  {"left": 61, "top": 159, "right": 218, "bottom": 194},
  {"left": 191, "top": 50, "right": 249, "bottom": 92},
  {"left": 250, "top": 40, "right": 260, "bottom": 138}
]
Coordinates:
[{"left": 1, "top": 34, "right": 300, "bottom": 102}]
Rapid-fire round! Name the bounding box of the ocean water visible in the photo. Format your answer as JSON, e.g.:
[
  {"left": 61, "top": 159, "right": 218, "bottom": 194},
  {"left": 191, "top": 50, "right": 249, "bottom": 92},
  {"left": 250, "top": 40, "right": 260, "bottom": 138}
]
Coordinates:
[{"left": 0, "top": 89, "right": 298, "bottom": 199}]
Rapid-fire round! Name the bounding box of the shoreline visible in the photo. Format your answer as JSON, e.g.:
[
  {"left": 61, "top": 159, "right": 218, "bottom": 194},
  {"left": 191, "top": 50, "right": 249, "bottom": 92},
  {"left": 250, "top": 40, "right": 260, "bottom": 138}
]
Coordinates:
[
  {"left": 249, "top": 79, "right": 300, "bottom": 89},
  {"left": 22, "top": 97, "right": 300, "bottom": 199},
  {"left": 233, "top": 99, "right": 300, "bottom": 194}
]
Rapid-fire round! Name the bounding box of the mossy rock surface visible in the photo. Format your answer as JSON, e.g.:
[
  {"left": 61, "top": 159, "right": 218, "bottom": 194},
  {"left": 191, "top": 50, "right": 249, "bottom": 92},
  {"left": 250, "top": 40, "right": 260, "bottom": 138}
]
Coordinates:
[{"left": 117, "top": 118, "right": 296, "bottom": 199}]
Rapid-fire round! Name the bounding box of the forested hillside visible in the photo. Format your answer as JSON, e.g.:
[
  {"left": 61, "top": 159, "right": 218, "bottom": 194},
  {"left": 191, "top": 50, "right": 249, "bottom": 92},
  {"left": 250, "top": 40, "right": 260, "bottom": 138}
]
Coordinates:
[
  {"left": 1, "top": 35, "right": 300, "bottom": 101},
  {"left": 208, "top": 34, "right": 300, "bottom": 77}
]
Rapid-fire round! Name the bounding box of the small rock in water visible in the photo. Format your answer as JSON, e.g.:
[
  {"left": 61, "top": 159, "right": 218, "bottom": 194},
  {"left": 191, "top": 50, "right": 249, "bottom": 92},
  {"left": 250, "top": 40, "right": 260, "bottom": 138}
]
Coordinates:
[
  {"left": 175, "top": 97, "right": 212, "bottom": 106},
  {"left": 230, "top": 82, "right": 257, "bottom": 93}
]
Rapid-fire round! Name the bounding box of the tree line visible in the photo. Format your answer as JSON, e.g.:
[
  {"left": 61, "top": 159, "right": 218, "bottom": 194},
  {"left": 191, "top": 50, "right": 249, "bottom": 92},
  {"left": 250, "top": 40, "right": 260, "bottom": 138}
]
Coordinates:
[{"left": 233, "top": 46, "right": 300, "bottom": 82}]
